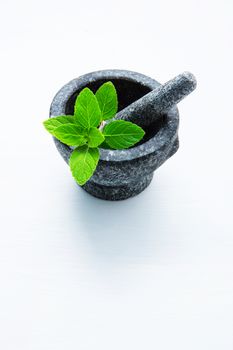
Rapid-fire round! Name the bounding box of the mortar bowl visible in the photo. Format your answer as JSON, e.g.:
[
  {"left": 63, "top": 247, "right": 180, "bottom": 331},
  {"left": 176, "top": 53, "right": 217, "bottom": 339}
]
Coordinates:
[{"left": 50, "top": 69, "right": 179, "bottom": 200}]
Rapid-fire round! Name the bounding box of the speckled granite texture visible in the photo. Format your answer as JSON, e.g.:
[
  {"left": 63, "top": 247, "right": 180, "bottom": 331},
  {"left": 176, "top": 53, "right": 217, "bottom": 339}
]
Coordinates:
[
  {"left": 114, "top": 72, "right": 196, "bottom": 127},
  {"left": 49, "top": 70, "right": 180, "bottom": 200}
]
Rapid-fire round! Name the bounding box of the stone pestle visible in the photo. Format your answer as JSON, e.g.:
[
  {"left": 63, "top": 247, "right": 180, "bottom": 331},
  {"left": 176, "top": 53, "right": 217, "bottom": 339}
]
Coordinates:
[
  {"left": 50, "top": 70, "right": 192, "bottom": 200},
  {"left": 114, "top": 72, "right": 197, "bottom": 127}
]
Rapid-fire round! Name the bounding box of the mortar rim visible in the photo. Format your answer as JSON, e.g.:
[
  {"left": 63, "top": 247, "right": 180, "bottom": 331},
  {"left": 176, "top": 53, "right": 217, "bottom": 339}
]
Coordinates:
[{"left": 50, "top": 69, "right": 179, "bottom": 162}]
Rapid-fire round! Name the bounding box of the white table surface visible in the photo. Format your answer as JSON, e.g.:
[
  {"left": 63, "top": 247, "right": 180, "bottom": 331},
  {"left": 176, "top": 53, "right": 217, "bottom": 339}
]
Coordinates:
[{"left": 0, "top": 0, "right": 232, "bottom": 349}]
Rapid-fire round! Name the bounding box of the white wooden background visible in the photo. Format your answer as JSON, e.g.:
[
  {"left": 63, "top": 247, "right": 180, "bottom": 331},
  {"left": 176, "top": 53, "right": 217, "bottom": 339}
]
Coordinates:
[{"left": 0, "top": 0, "right": 232, "bottom": 349}]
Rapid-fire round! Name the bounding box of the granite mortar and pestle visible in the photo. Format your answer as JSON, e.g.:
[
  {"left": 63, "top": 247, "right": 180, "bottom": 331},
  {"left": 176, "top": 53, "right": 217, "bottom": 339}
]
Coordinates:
[{"left": 50, "top": 70, "right": 197, "bottom": 200}]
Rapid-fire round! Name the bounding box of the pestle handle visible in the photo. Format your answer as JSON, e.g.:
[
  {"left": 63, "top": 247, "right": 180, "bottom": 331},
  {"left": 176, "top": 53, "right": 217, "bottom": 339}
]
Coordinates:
[{"left": 114, "top": 72, "right": 197, "bottom": 127}]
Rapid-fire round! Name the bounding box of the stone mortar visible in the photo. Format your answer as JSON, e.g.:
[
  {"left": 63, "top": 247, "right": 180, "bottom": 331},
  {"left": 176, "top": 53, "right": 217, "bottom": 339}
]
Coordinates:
[{"left": 49, "top": 69, "right": 179, "bottom": 200}]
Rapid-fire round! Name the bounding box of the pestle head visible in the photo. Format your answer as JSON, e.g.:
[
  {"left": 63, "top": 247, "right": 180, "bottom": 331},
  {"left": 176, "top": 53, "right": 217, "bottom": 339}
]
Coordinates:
[
  {"left": 114, "top": 72, "right": 197, "bottom": 127},
  {"left": 175, "top": 71, "right": 197, "bottom": 91},
  {"left": 164, "top": 71, "right": 197, "bottom": 109}
]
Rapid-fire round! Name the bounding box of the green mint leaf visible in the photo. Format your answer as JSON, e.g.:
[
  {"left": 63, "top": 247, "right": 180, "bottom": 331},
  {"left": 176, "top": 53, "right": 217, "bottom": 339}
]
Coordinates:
[
  {"left": 69, "top": 146, "right": 99, "bottom": 185},
  {"left": 53, "top": 124, "right": 87, "bottom": 146},
  {"left": 43, "top": 115, "right": 75, "bottom": 135},
  {"left": 103, "top": 120, "right": 145, "bottom": 149},
  {"left": 99, "top": 140, "right": 112, "bottom": 149},
  {"left": 87, "top": 127, "right": 105, "bottom": 148},
  {"left": 74, "top": 87, "right": 101, "bottom": 129},
  {"left": 95, "top": 82, "right": 118, "bottom": 121}
]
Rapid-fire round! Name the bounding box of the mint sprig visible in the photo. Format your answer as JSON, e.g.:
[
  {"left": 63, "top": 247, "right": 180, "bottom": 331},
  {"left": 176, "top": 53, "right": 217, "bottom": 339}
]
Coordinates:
[{"left": 43, "top": 81, "right": 145, "bottom": 186}]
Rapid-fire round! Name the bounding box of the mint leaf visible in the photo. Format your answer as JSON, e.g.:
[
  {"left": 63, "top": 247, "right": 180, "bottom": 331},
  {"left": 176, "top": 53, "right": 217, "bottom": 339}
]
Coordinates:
[
  {"left": 99, "top": 140, "right": 112, "bottom": 149},
  {"left": 53, "top": 124, "right": 87, "bottom": 146},
  {"left": 69, "top": 146, "right": 99, "bottom": 185},
  {"left": 74, "top": 88, "right": 101, "bottom": 129},
  {"left": 95, "top": 82, "right": 118, "bottom": 120},
  {"left": 43, "top": 115, "right": 75, "bottom": 135},
  {"left": 87, "top": 127, "right": 105, "bottom": 148},
  {"left": 103, "top": 120, "right": 145, "bottom": 149}
]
